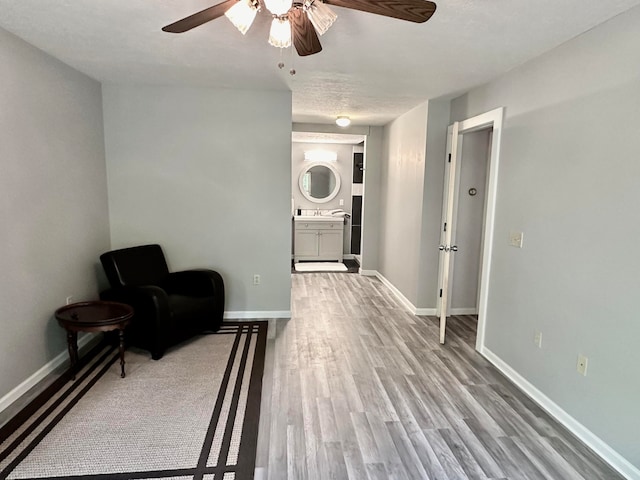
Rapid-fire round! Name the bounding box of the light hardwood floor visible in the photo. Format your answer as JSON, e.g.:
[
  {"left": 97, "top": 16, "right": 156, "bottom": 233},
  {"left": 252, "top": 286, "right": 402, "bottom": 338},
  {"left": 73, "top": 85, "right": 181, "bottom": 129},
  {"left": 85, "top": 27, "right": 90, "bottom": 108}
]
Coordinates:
[{"left": 255, "top": 272, "right": 622, "bottom": 479}]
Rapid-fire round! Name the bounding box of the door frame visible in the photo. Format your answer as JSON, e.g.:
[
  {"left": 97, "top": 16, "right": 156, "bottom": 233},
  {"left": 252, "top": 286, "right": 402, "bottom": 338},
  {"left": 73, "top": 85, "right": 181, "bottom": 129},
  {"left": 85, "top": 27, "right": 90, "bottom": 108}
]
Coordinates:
[{"left": 437, "top": 107, "right": 504, "bottom": 350}]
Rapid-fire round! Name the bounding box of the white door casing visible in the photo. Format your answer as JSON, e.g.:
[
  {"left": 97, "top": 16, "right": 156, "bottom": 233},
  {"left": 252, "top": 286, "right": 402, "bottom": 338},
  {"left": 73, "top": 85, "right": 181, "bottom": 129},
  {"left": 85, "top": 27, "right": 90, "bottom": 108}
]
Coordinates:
[{"left": 436, "top": 107, "right": 504, "bottom": 348}]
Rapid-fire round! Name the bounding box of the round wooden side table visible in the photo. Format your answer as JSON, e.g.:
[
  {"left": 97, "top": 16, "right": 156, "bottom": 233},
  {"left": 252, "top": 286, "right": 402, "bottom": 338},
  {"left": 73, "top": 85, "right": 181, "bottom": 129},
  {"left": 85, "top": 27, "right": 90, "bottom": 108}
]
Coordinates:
[{"left": 55, "top": 301, "right": 134, "bottom": 379}]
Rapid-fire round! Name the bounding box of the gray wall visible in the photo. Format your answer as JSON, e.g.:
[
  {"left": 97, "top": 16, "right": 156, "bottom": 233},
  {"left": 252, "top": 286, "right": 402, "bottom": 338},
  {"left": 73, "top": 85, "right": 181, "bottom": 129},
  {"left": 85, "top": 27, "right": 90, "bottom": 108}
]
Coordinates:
[
  {"left": 377, "top": 100, "right": 451, "bottom": 310},
  {"left": 291, "top": 142, "right": 353, "bottom": 211},
  {"left": 451, "top": 6, "right": 640, "bottom": 468},
  {"left": 361, "top": 127, "right": 383, "bottom": 273},
  {"left": 416, "top": 100, "right": 450, "bottom": 309},
  {"left": 102, "top": 85, "right": 292, "bottom": 314},
  {"left": 0, "top": 28, "right": 109, "bottom": 399},
  {"left": 450, "top": 130, "right": 490, "bottom": 310},
  {"left": 378, "top": 103, "right": 429, "bottom": 305}
]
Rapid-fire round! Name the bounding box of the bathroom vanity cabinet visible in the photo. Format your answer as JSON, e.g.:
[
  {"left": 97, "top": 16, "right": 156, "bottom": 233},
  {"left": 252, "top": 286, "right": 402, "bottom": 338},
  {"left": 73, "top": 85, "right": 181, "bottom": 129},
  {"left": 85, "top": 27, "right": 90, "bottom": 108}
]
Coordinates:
[{"left": 294, "top": 217, "right": 344, "bottom": 262}]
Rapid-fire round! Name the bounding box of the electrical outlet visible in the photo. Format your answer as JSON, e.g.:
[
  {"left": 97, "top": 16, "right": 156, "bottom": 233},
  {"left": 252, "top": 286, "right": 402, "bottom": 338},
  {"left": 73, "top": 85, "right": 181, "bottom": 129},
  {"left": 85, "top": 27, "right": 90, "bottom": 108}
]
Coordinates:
[
  {"left": 577, "top": 354, "right": 588, "bottom": 376},
  {"left": 253, "top": 274, "right": 261, "bottom": 285},
  {"left": 534, "top": 331, "right": 542, "bottom": 348},
  {"left": 339, "top": 198, "right": 344, "bottom": 206},
  {"left": 509, "top": 231, "right": 524, "bottom": 248},
  {"left": 66, "top": 296, "right": 74, "bottom": 305}
]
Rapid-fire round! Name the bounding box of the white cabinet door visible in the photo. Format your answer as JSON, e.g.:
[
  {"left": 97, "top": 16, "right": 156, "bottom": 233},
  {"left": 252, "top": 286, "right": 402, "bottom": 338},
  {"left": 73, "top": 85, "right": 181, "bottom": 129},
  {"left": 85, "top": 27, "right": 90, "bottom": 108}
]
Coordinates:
[
  {"left": 318, "top": 231, "right": 343, "bottom": 261},
  {"left": 295, "top": 230, "right": 319, "bottom": 258}
]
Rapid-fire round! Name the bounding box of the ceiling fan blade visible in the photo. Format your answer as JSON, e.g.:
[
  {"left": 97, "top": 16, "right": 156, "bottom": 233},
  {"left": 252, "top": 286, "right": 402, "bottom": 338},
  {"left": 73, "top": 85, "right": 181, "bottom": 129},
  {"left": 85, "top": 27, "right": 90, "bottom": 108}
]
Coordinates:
[
  {"left": 162, "top": 0, "right": 236, "bottom": 33},
  {"left": 324, "top": 0, "right": 436, "bottom": 23},
  {"left": 289, "top": 8, "right": 323, "bottom": 56}
]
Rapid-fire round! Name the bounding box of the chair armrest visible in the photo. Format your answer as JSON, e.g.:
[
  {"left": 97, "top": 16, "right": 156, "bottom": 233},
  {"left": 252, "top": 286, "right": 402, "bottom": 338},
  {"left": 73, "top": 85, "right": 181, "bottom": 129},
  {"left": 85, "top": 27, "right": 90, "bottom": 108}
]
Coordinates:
[
  {"left": 164, "top": 270, "right": 225, "bottom": 328},
  {"left": 164, "top": 269, "right": 224, "bottom": 298}
]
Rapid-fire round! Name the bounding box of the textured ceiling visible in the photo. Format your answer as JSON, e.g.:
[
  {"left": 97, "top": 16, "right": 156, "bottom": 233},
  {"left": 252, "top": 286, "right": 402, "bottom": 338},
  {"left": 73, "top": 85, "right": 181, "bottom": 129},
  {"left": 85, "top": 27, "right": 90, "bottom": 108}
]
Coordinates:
[
  {"left": 1, "top": 1, "right": 639, "bottom": 126},
  {"left": 292, "top": 132, "right": 365, "bottom": 144}
]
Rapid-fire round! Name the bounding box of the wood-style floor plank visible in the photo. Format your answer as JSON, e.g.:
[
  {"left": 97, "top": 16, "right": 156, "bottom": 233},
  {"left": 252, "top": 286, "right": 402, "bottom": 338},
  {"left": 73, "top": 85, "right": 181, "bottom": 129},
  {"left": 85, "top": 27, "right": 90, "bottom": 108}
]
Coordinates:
[{"left": 255, "top": 272, "right": 624, "bottom": 479}]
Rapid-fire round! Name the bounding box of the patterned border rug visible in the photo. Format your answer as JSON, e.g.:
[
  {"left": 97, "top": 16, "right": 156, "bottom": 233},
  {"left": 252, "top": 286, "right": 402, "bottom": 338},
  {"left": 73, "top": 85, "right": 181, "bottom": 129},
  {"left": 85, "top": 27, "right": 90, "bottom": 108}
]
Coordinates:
[{"left": 0, "top": 321, "right": 267, "bottom": 480}]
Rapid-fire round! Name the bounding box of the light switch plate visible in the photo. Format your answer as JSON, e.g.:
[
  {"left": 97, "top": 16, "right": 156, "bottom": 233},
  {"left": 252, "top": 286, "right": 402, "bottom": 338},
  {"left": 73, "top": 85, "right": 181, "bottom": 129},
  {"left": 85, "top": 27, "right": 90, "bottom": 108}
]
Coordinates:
[
  {"left": 509, "top": 231, "right": 524, "bottom": 248},
  {"left": 534, "top": 331, "right": 542, "bottom": 348}
]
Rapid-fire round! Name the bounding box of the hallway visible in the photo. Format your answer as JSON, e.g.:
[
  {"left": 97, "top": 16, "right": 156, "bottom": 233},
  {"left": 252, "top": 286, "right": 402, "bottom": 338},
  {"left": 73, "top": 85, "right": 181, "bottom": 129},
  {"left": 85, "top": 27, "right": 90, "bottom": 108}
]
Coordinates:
[{"left": 255, "top": 273, "right": 620, "bottom": 479}]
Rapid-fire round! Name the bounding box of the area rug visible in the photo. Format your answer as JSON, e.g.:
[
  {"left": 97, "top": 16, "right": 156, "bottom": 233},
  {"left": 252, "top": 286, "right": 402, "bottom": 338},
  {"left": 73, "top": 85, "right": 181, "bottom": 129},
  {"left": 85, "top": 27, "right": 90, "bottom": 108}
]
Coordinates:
[
  {"left": 294, "top": 262, "right": 348, "bottom": 272},
  {"left": 0, "top": 321, "right": 267, "bottom": 480}
]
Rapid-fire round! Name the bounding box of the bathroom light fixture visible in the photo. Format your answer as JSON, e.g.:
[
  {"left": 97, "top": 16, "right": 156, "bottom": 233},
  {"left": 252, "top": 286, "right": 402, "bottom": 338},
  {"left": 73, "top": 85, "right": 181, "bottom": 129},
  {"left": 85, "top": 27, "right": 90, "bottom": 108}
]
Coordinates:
[
  {"left": 336, "top": 116, "right": 351, "bottom": 127},
  {"left": 304, "top": 150, "right": 338, "bottom": 162}
]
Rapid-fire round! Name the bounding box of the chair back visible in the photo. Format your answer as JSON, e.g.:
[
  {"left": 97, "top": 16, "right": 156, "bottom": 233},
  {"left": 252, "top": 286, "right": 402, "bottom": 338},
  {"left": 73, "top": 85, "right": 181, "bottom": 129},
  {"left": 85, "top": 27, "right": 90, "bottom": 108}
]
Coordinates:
[{"left": 100, "top": 244, "right": 170, "bottom": 288}]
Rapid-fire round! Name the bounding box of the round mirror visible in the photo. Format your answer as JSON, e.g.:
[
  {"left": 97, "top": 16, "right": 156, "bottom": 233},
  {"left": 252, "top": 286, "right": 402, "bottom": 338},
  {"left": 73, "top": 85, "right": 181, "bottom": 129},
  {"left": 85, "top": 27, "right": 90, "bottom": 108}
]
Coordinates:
[{"left": 299, "top": 162, "right": 341, "bottom": 204}]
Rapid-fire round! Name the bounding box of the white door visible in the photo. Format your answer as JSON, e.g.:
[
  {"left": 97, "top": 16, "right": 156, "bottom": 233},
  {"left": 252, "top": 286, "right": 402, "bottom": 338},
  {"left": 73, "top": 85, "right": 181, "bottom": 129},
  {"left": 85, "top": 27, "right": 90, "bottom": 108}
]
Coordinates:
[
  {"left": 437, "top": 122, "right": 460, "bottom": 344},
  {"left": 435, "top": 107, "right": 504, "bottom": 348}
]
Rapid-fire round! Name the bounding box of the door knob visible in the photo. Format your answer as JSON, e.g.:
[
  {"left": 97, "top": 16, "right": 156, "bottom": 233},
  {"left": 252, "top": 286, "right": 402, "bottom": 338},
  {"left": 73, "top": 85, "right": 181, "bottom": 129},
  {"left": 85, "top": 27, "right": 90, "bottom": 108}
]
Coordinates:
[
  {"left": 439, "top": 245, "right": 445, "bottom": 251},
  {"left": 451, "top": 245, "right": 458, "bottom": 252}
]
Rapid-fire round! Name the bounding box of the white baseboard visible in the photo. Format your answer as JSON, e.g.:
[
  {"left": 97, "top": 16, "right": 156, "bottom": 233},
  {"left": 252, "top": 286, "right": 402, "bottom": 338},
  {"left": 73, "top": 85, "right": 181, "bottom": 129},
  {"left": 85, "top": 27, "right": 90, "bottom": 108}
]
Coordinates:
[
  {"left": 359, "top": 269, "right": 378, "bottom": 276},
  {"left": 415, "top": 308, "right": 437, "bottom": 316},
  {"left": 374, "top": 272, "right": 421, "bottom": 315},
  {"left": 0, "top": 333, "right": 98, "bottom": 414},
  {"left": 449, "top": 307, "right": 478, "bottom": 315},
  {"left": 481, "top": 347, "right": 640, "bottom": 480},
  {"left": 362, "top": 270, "right": 437, "bottom": 316},
  {"left": 224, "top": 311, "right": 291, "bottom": 320}
]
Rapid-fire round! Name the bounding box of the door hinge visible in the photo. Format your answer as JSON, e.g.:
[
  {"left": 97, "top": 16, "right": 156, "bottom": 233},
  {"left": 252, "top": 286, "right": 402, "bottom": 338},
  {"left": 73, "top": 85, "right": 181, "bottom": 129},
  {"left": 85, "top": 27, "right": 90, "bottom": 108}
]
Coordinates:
[
  {"left": 448, "top": 153, "right": 451, "bottom": 163},
  {"left": 439, "top": 289, "right": 443, "bottom": 298}
]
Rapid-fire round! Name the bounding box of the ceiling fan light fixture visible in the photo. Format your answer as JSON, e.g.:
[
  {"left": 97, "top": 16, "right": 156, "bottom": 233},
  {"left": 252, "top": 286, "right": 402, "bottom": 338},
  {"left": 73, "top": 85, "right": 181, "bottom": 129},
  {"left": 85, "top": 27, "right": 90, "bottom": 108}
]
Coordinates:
[
  {"left": 268, "top": 17, "right": 292, "bottom": 48},
  {"left": 304, "top": 0, "right": 337, "bottom": 35},
  {"left": 336, "top": 116, "right": 351, "bottom": 127},
  {"left": 264, "top": 0, "right": 292, "bottom": 15},
  {"left": 163, "top": 0, "right": 437, "bottom": 58},
  {"left": 225, "top": 0, "right": 259, "bottom": 35}
]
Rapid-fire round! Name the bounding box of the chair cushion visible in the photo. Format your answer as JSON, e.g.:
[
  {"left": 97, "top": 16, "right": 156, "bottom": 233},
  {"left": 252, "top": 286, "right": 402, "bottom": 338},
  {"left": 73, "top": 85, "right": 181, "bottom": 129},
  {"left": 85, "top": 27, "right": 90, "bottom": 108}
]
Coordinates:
[{"left": 167, "top": 294, "right": 216, "bottom": 324}]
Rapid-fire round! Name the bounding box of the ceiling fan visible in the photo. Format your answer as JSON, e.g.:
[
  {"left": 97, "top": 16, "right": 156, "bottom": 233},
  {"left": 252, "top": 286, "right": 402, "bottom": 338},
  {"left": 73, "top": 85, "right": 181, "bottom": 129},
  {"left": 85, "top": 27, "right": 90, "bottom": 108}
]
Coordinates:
[{"left": 162, "top": 0, "right": 437, "bottom": 57}]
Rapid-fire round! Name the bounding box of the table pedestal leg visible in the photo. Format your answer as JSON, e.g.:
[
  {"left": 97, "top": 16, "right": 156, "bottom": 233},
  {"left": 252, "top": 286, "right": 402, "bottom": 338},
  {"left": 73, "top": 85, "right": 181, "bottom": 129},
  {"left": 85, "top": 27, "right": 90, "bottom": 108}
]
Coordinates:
[
  {"left": 119, "top": 329, "right": 126, "bottom": 378},
  {"left": 67, "top": 331, "right": 78, "bottom": 380}
]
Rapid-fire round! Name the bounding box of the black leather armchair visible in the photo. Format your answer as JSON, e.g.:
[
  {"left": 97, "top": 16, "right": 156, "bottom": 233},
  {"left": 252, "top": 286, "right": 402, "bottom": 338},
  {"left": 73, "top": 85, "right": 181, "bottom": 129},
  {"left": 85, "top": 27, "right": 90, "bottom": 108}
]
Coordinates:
[{"left": 99, "top": 244, "right": 224, "bottom": 360}]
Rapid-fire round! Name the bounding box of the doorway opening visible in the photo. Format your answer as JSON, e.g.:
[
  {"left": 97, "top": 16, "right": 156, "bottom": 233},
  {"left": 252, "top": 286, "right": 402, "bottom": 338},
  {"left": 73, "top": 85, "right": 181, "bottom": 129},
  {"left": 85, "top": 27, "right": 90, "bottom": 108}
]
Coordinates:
[
  {"left": 290, "top": 131, "right": 366, "bottom": 275},
  {"left": 436, "top": 108, "right": 505, "bottom": 350}
]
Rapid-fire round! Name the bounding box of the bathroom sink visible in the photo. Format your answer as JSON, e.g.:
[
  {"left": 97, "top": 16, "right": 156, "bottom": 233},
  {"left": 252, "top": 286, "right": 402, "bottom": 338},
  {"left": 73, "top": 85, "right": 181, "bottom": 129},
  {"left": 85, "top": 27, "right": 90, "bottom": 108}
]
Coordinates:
[{"left": 294, "top": 215, "right": 341, "bottom": 222}]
